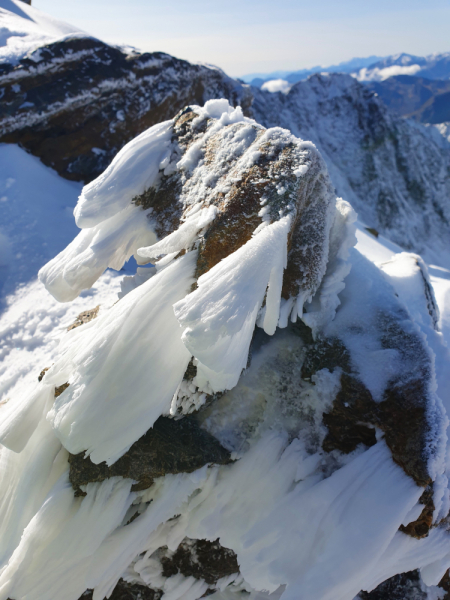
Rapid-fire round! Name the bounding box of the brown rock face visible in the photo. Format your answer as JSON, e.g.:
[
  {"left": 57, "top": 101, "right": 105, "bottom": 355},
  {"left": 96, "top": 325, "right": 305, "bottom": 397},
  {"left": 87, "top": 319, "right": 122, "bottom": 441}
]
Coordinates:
[
  {"left": 399, "top": 486, "right": 434, "bottom": 539},
  {"left": 67, "top": 306, "right": 100, "bottom": 331},
  {"left": 0, "top": 38, "right": 251, "bottom": 182},
  {"left": 133, "top": 106, "right": 335, "bottom": 309},
  {"left": 69, "top": 416, "right": 232, "bottom": 495}
]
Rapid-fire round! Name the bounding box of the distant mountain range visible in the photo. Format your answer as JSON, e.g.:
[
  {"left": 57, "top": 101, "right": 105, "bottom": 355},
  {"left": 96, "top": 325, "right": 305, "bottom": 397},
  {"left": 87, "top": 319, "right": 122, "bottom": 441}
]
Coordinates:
[
  {"left": 243, "top": 53, "right": 450, "bottom": 125},
  {"left": 242, "top": 52, "right": 450, "bottom": 87},
  {"left": 355, "top": 52, "right": 450, "bottom": 82},
  {"left": 240, "top": 56, "right": 384, "bottom": 87},
  {"left": 367, "top": 75, "right": 450, "bottom": 124}
]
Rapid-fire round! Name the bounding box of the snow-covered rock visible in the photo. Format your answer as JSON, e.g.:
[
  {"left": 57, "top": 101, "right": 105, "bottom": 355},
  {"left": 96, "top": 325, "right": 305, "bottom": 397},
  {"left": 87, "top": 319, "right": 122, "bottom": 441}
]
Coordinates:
[{"left": 1, "top": 101, "right": 450, "bottom": 600}]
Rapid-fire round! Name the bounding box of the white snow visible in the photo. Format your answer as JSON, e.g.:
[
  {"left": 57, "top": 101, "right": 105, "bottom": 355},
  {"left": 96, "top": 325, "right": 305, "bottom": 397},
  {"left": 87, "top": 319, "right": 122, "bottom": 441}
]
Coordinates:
[
  {"left": 174, "top": 216, "right": 291, "bottom": 393},
  {"left": 0, "top": 0, "right": 84, "bottom": 64},
  {"left": 39, "top": 120, "right": 175, "bottom": 301},
  {"left": 46, "top": 251, "right": 195, "bottom": 465},
  {"left": 261, "top": 79, "right": 291, "bottom": 94},
  {"left": 355, "top": 64, "right": 422, "bottom": 82}
]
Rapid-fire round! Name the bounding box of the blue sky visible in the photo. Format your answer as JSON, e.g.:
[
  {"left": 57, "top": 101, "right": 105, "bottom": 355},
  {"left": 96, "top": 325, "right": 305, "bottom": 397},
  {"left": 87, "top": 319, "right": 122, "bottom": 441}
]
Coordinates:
[{"left": 34, "top": 0, "right": 450, "bottom": 77}]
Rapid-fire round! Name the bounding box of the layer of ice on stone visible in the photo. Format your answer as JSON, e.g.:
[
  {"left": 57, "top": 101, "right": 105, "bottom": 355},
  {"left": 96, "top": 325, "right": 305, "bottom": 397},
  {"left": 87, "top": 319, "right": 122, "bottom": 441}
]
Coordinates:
[
  {"left": 174, "top": 216, "right": 291, "bottom": 392},
  {"left": 39, "top": 121, "right": 175, "bottom": 301},
  {"left": 2, "top": 98, "right": 450, "bottom": 600},
  {"left": 45, "top": 251, "right": 196, "bottom": 465}
]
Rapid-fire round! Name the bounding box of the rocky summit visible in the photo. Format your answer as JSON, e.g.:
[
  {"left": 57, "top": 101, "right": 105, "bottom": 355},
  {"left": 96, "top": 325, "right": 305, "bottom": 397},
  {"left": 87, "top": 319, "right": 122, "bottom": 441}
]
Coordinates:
[{"left": 1, "top": 100, "right": 449, "bottom": 600}]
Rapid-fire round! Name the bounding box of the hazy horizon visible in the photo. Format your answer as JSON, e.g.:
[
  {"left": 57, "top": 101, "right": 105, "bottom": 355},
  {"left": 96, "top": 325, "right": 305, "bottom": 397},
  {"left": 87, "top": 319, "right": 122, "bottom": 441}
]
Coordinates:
[{"left": 33, "top": 0, "right": 450, "bottom": 77}]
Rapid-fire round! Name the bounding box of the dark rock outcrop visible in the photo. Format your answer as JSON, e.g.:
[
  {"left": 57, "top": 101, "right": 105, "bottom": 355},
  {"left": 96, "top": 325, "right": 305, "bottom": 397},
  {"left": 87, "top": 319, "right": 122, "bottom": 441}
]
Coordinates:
[
  {"left": 80, "top": 579, "right": 162, "bottom": 600},
  {"left": 160, "top": 538, "right": 239, "bottom": 586},
  {"left": 302, "top": 317, "right": 434, "bottom": 490},
  {"left": 0, "top": 37, "right": 251, "bottom": 182},
  {"left": 359, "top": 570, "right": 427, "bottom": 600},
  {"left": 439, "top": 569, "right": 450, "bottom": 600},
  {"left": 69, "top": 416, "right": 232, "bottom": 495},
  {"left": 78, "top": 538, "right": 239, "bottom": 600}
]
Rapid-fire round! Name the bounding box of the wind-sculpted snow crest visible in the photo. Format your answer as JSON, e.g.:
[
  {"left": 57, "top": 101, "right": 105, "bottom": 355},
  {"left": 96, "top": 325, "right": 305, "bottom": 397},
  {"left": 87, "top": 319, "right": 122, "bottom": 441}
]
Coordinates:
[{"left": 1, "top": 100, "right": 450, "bottom": 600}]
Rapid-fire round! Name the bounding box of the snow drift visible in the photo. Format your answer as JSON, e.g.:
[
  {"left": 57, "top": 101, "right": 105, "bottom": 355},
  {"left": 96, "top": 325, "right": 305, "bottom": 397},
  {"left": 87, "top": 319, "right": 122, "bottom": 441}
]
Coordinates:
[{"left": 1, "top": 101, "right": 450, "bottom": 600}]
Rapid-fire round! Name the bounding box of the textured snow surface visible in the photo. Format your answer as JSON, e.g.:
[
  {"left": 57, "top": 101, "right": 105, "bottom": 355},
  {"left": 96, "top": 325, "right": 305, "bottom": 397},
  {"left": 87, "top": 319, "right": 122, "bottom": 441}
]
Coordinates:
[
  {"left": 1, "top": 101, "right": 450, "bottom": 600},
  {"left": 0, "top": 0, "right": 83, "bottom": 63}
]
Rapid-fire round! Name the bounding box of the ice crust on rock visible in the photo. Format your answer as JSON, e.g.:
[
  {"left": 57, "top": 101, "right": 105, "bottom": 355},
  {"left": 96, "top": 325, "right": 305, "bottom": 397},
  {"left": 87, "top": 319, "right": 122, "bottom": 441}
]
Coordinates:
[
  {"left": 39, "top": 98, "right": 341, "bottom": 397},
  {"left": 1, "top": 100, "right": 450, "bottom": 600},
  {"left": 173, "top": 215, "right": 292, "bottom": 392}
]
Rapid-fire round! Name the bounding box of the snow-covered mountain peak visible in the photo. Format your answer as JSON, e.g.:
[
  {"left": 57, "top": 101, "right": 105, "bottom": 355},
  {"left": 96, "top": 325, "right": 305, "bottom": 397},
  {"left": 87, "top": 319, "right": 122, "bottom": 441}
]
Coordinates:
[{"left": 252, "top": 72, "right": 450, "bottom": 269}]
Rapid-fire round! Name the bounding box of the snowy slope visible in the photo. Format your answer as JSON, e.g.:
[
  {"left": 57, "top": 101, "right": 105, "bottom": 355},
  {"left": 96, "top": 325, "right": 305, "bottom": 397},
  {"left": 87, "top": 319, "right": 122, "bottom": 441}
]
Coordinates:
[
  {"left": 0, "top": 144, "right": 81, "bottom": 295},
  {"left": 0, "top": 0, "right": 83, "bottom": 63},
  {"left": 1, "top": 102, "right": 450, "bottom": 600},
  {"left": 0, "top": 144, "right": 121, "bottom": 425}
]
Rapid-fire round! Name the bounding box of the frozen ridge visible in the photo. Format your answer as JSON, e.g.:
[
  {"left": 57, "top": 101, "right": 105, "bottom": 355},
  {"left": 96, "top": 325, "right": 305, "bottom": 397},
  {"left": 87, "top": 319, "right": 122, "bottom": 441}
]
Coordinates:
[{"left": 1, "top": 100, "right": 450, "bottom": 600}]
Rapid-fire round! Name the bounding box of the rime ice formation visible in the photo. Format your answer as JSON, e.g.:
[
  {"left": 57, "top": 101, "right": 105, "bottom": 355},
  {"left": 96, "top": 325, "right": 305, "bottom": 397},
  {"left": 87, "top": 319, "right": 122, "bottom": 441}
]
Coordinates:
[{"left": 1, "top": 101, "right": 450, "bottom": 600}]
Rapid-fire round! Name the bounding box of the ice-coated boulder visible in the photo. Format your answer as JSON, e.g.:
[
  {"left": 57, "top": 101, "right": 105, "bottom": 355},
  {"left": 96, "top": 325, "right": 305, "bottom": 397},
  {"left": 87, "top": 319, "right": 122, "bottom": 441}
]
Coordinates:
[{"left": 1, "top": 102, "right": 450, "bottom": 600}]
